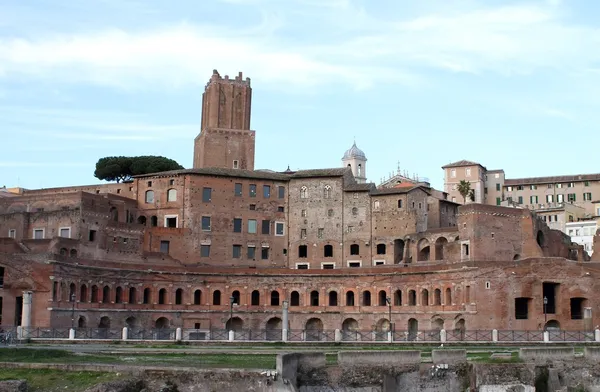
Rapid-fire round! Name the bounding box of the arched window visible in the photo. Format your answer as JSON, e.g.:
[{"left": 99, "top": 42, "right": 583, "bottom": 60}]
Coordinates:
[
  {"left": 271, "top": 290, "right": 280, "bottom": 306},
  {"left": 310, "top": 290, "right": 319, "bottom": 306},
  {"left": 158, "top": 288, "right": 167, "bottom": 304},
  {"left": 102, "top": 286, "right": 110, "bottom": 304},
  {"left": 194, "top": 289, "right": 202, "bottom": 305},
  {"left": 150, "top": 216, "right": 158, "bottom": 227},
  {"left": 79, "top": 285, "right": 87, "bottom": 303},
  {"left": 397, "top": 199, "right": 403, "bottom": 208},
  {"left": 232, "top": 290, "right": 240, "bottom": 305},
  {"left": 110, "top": 207, "right": 118, "bottom": 222},
  {"left": 251, "top": 290, "right": 260, "bottom": 306},
  {"left": 213, "top": 290, "right": 221, "bottom": 305},
  {"left": 137, "top": 216, "right": 147, "bottom": 225},
  {"left": 328, "top": 291, "right": 338, "bottom": 306},
  {"left": 324, "top": 245, "right": 333, "bottom": 257},
  {"left": 143, "top": 288, "right": 150, "bottom": 304},
  {"left": 352, "top": 207, "right": 358, "bottom": 216},
  {"left": 377, "top": 244, "right": 386, "bottom": 255},
  {"left": 350, "top": 244, "right": 360, "bottom": 255},
  {"left": 91, "top": 285, "right": 98, "bottom": 302},
  {"left": 167, "top": 189, "right": 177, "bottom": 202},
  {"left": 323, "top": 185, "right": 332, "bottom": 199},
  {"left": 175, "top": 288, "right": 183, "bottom": 305},
  {"left": 378, "top": 290, "right": 387, "bottom": 306},
  {"left": 300, "top": 186, "right": 308, "bottom": 199},
  {"left": 358, "top": 164, "right": 362, "bottom": 176},
  {"left": 362, "top": 291, "right": 371, "bottom": 306},
  {"left": 115, "top": 286, "right": 123, "bottom": 304},
  {"left": 145, "top": 190, "right": 154, "bottom": 203},
  {"left": 346, "top": 291, "right": 355, "bottom": 306},
  {"left": 290, "top": 291, "right": 300, "bottom": 306},
  {"left": 128, "top": 287, "right": 136, "bottom": 304}
]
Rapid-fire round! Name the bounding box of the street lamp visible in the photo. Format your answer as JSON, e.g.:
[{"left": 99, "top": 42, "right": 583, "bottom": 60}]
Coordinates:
[
  {"left": 385, "top": 296, "right": 393, "bottom": 333},
  {"left": 70, "top": 293, "right": 76, "bottom": 329},
  {"left": 543, "top": 296, "right": 548, "bottom": 330},
  {"left": 229, "top": 295, "right": 235, "bottom": 331}
]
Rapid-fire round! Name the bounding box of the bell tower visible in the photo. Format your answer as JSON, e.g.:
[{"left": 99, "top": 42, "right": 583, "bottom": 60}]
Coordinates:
[{"left": 193, "top": 70, "right": 256, "bottom": 170}]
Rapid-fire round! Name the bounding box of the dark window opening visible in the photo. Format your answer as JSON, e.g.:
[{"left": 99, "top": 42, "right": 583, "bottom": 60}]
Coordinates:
[
  {"left": 350, "top": 244, "right": 359, "bottom": 255},
  {"left": 394, "top": 239, "right": 405, "bottom": 263},
  {"left": 175, "top": 289, "right": 183, "bottom": 305},
  {"left": 247, "top": 246, "right": 256, "bottom": 259},
  {"left": 349, "top": 262, "right": 360, "bottom": 268},
  {"left": 328, "top": 291, "right": 338, "bottom": 306},
  {"left": 278, "top": 186, "right": 285, "bottom": 199},
  {"left": 346, "top": 291, "right": 355, "bottom": 306},
  {"left": 249, "top": 184, "right": 257, "bottom": 197},
  {"left": 270, "top": 291, "right": 280, "bottom": 306},
  {"left": 232, "top": 290, "right": 240, "bottom": 305},
  {"left": 515, "top": 297, "right": 530, "bottom": 320},
  {"left": 234, "top": 183, "right": 242, "bottom": 197},
  {"left": 202, "top": 216, "right": 211, "bottom": 231},
  {"left": 88, "top": 230, "right": 96, "bottom": 242},
  {"left": 263, "top": 185, "right": 271, "bottom": 198},
  {"left": 233, "top": 218, "right": 242, "bottom": 233},
  {"left": 261, "top": 247, "right": 269, "bottom": 259},
  {"left": 232, "top": 245, "right": 241, "bottom": 258},
  {"left": 194, "top": 290, "right": 202, "bottom": 305},
  {"left": 362, "top": 291, "right": 371, "bottom": 306},
  {"left": 160, "top": 240, "right": 170, "bottom": 254},
  {"left": 378, "top": 290, "right": 387, "bottom": 306},
  {"left": 251, "top": 290, "right": 260, "bottom": 306},
  {"left": 290, "top": 291, "right": 300, "bottom": 306},
  {"left": 158, "top": 288, "right": 166, "bottom": 304},
  {"left": 324, "top": 245, "right": 333, "bottom": 257},
  {"left": 543, "top": 282, "right": 559, "bottom": 314},
  {"left": 166, "top": 217, "right": 177, "bottom": 228},
  {"left": 143, "top": 288, "right": 150, "bottom": 304},
  {"left": 298, "top": 245, "right": 308, "bottom": 258},
  {"left": 262, "top": 220, "right": 270, "bottom": 235},
  {"left": 213, "top": 290, "right": 221, "bottom": 305},
  {"left": 202, "top": 187, "right": 212, "bottom": 202},
  {"left": 277, "top": 206, "right": 284, "bottom": 212},
  {"left": 571, "top": 297, "right": 586, "bottom": 320},
  {"left": 310, "top": 290, "right": 319, "bottom": 306},
  {"left": 201, "top": 245, "right": 210, "bottom": 257},
  {"left": 376, "top": 244, "right": 386, "bottom": 255},
  {"left": 322, "top": 264, "right": 334, "bottom": 269},
  {"left": 151, "top": 216, "right": 158, "bottom": 227}
]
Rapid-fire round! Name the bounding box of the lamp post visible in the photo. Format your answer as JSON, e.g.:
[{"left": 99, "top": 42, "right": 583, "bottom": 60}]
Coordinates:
[
  {"left": 229, "top": 295, "right": 235, "bottom": 331},
  {"left": 543, "top": 296, "right": 548, "bottom": 330},
  {"left": 70, "top": 293, "right": 76, "bottom": 329},
  {"left": 385, "top": 296, "right": 393, "bottom": 333}
]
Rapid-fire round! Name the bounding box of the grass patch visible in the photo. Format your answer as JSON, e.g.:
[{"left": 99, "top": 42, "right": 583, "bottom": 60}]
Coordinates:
[{"left": 0, "top": 369, "right": 124, "bottom": 392}]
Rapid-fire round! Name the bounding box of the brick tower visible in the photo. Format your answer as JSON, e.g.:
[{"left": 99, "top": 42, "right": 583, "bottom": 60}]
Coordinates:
[{"left": 193, "top": 70, "right": 255, "bottom": 170}]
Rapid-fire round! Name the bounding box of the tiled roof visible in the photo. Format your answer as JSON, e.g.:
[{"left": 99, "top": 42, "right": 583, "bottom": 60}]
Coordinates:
[
  {"left": 134, "top": 167, "right": 290, "bottom": 181},
  {"left": 486, "top": 169, "right": 504, "bottom": 174},
  {"left": 441, "top": 160, "right": 482, "bottom": 169},
  {"left": 344, "top": 183, "right": 376, "bottom": 192},
  {"left": 288, "top": 168, "right": 351, "bottom": 178},
  {"left": 371, "top": 185, "right": 428, "bottom": 196},
  {"left": 505, "top": 173, "right": 600, "bottom": 186}
]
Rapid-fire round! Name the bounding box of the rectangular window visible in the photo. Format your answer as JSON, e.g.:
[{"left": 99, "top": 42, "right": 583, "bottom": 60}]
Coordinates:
[
  {"left": 546, "top": 194, "right": 553, "bottom": 203},
  {"left": 277, "top": 206, "right": 284, "bottom": 212},
  {"left": 584, "top": 181, "right": 590, "bottom": 187},
  {"left": 547, "top": 184, "right": 553, "bottom": 189},
  {"left": 496, "top": 183, "right": 500, "bottom": 191},
  {"left": 348, "top": 262, "right": 361, "bottom": 268},
  {"left": 506, "top": 186, "right": 513, "bottom": 192},
  {"left": 451, "top": 169, "right": 456, "bottom": 178},
  {"left": 278, "top": 186, "right": 285, "bottom": 199},
  {"left": 557, "top": 194, "right": 564, "bottom": 203},
  {"left": 233, "top": 218, "right": 242, "bottom": 233},
  {"left": 201, "top": 216, "right": 211, "bottom": 231},
  {"left": 568, "top": 193, "right": 576, "bottom": 202},
  {"left": 530, "top": 185, "right": 537, "bottom": 190},
  {"left": 247, "top": 246, "right": 256, "bottom": 259},
  {"left": 484, "top": 187, "right": 488, "bottom": 194},
  {"left": 301, "top": 229, "right": 307, "bottom": 239},
  {"left": 496, "top": 197, "right": 501, "bottom": 206},
  {"left": 202, "top": 187, "right": 212, "bottom": 202},
  {"left": 169, "top": 179, "right": 175, "bottom": 186},
  {"left": 88, "top": 230, "right": 96, "bottom": 242},
  {"left": 263, "top": 185, "right": 271, "bottom": 198},
  {"left": 8, "top": 229, "right": 16, "bottom": 238},
  {"left": 233, "top": 160, "right": 239, "bottom": 169},
  {"left": 232, "top": 245, "right": 241, "bottom": 258},
  {"left": 530, "top": 195, "right": 538, "bottom": 204},
  {"left": 165, "top": 215, "right": 178, "bottom": 228},
  {"left": 234, "top": 183, "right": 242, "bottom": 197},
  {"left": 249, "top": 184, "right": 257, "bottom": 197},
  {"left": 275, "top": 222, "right": 284, "bottom": 236},
  {"left": 515, "top": 298, "right": 529, "bottom": 319},
  {"left": 301, "top": 209, "right": 307, "bottom": 217},
  {"left": 568, "top": 182, "right": 575, "bottom": 188},
  {"left": 248, "top": 219, "right": 257, "bottom": 234},
  {"left": 261, "top": 247, "right": 269, "bottom": 259},
  {"left": 584, "top": 193, "right": 592, "bottom": 201},
  {"left": 518, "top": 196, "right": 523, "bottom": 204},
  {"left": 296, "top": 263, "right": 309, "bottom": 270},
  {"left": 33, "top": 229, "right": 44, "bottom": 239},
  {"left": 262, "top": 220, "right": 270, "bottom": 235},
  {"left": 465, "top": 168, "right": 471, "bottom": 177},
  {"left": 249, "top": 204, "right": 256, "bottom": 210},
  {"left": 200, "top": 245, "right": 210, "bottom": 257},
  {"left": 318, "top": 228, "right": 324, "bottom": 239},
  {"left": 59, "top": 227, "right": 71, "bottom": 238},
  {"left": 556, "top": 183, "right": 563, "bottom": 188},
  {"left": 322, "top": 263, "right": 335, "bottom": 269},
  {"left": 517, "top": 185, "right": 524, "bottom": 190},
  {"left": 160, "top": 240, "right": 170, "bottom": 254}
]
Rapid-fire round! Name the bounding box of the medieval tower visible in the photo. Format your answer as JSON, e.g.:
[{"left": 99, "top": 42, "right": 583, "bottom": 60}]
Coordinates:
[{"left": 193, "top": 70, "right": 256, "bottom": 170}]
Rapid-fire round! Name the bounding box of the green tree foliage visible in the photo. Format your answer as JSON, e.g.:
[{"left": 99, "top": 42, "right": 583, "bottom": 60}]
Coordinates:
[
  {"left": 94, "top": 156, "right": 184, "bottom": 182},
  {"left": 457, "top": 180, "right": 472, "bottom": 204}
]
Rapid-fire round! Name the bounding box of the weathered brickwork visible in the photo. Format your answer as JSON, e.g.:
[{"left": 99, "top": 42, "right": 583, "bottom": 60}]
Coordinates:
[{"left": 0, "top": 69, "right": 596, "bottom": 334}]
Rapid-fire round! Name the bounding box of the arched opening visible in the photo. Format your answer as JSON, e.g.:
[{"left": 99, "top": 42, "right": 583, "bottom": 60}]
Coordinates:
[
  {"left": 408, "top": 318, "right": 418, "bottom": 341},
  {"left": 445, "top": 288, "right": 452, "bottom": 305},
  {"left": 376, "top": 243, "right": 386, "bottom": 255},
  {"left": 102, "top": 286, "right": 110, "bottom": 304},
  {"left": 362, "top": 291, "right": 372, "bottom": 306},
  {"left": 290, "top": 291, "right": 300, "bottom": 306},
  {"left": 350, "top": 244, "right": 359, "bottom": 255},
  {"left": 435, "top": 237, "right": 448, "bottom": 260},
  {"left": 69, "top": 249, "right": 77, "bottom": 258},
  {"left": 408, "top": 290, "right": 416, "bottom": 306},
  {"left": 115, "top": 286, "right": 123, "bottom": 304},
  {"left": 110, "top": 207, "right": 118, "bottom": 222},
  {"left": 432, "top": 318, "right": 444, "bottom": 339},
  {"left": 328, "top": 291, "right": 338, "bottom": 306},
  {"left": 513, "top": 254, "right": 520, "bottom": 261},
  {"left": 143, "top": 288, "right": 150, "bottom": 304},
  {"left": 128, "top": 287, "right": 137, "bottom": 304},
  {"left": 341, "top": 318, "right": 359, "bottom": 339},
  {"left": 226, "top": 317, "right": 244, "bottom": 331},
  {"left": 251, "top": 290, "right": 260, "bottom": 306},
  {"left": 305, "top": 318, "right": 324, "bottom": 341},
  {"left": 536, "top": 230, "right": 544, "bottom": 247},
  {"left": 270, "top": 290, "right": 280, "bottom": 306},
  {"left": 394, "top": 289, "right": 402, "bottom": 306},
  {"left": 545, "top": 320, "right": 560, "bottom": 330},
  {"left": 266, "top": 317, "right": 283, "bottom": 341},
  {"left": 194, "top": 289, "right": 202, "bottom": 305},
  {"left": 59, "top": 248, "right": 67, "bottom": 256},
  {"left": 68, "top": 283, "right": 76, "bottom": 301},
  {"left": 232, "top": 290, "right": 240, "bottom": 305},
  {"left": 98, "top": 316, "right": 110, "bottom": 329},
  {"left": 137, "top": 216, "right": 147, "bottom": 225},
  {"left": 175, "top": 288, "right": 183, "bottom": 305},
  {"left": 417, "top": 238, "right": 430, "bottom": 261},
  {"left": 145, "top": 190, "right": 154, "bottom": 204},
  {"left": 167, "top": 188, "right": 177, "bottom": 202},
  {"left": 352, "top": 207, "right": 358, "bottom": 216},
  {"left": 421, "top": 289, "right": 429, "bottom": 306},
  {"left": 213, "top": 290, "right": 221, "bottom": 305},
  {"left": 324, "top": 245, "right": 333, "bottom": 257},
  {"left": 79, "top": 285, "right": 87, "bottom": 303},
  {"left": 150, "top": 216, "right": 158, "bottom": 227},
  {"left": 346, "top": 291, "right": 355, "bottom": 306},
  {"left": 393, "top": 239, "right": 405, "bottom": 264},
  {"left": 358, "top": 164, "right": 362, "bottom": 176},
  {"left": 158, "top": 288, "right": 167, "bottom": 304},
  {"left": 77, "top": 316, "right": 87, "bottom": 328},
  {"left": 434, "top": 289, "right": 441, "bottom": 306},
  {"left": 155, "top": 317, "right": 170, "bottom": 329},
  {"left": 378, "top": 290, "right": 387, "bottom": 306},
  {"left": 125, "top": 316, "right": 139, "bottom": 329},
  {"left": 454, "top": 318, "right": 466, "bottom": 340},
  {"left": 91, "top": 285, "right": 98, "bottom": 302},
  {"left": 310, "top": 290, "right": 319, "bottom": 306},
  {"left": 376, "top": 318, "right": 390, "bottom": 332}
]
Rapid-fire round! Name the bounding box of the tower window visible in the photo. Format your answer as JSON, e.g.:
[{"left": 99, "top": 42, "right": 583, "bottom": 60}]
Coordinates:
[
  {"left": 233, "top": 160, "right": 239, "bottom": 169},
  {"left": 358, "top": 164, "right": 362, "bottom": 176}
]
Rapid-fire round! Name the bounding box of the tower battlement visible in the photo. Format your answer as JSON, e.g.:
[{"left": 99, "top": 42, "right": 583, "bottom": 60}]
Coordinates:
[{"left": 206, "top": 69, "right": 251, "bottom": 88}]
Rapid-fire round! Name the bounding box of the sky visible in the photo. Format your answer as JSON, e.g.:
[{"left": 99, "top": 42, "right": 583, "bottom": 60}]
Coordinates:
[{"left": 1, "top": 0, "right": 599, "bottom": 191}]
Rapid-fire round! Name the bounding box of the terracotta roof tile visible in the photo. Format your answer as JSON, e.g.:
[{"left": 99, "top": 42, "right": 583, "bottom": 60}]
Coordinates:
[
  {"left": 505, "top": 173, "right": 600, "bottom": 186},
  {"left": 441, "top": 160, "right": 483, "bottom": 169}
]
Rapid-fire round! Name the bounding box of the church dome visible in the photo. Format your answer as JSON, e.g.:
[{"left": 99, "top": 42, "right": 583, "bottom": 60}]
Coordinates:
[{"left": 342, "top": 142, "right": 366, "bottom": 160}]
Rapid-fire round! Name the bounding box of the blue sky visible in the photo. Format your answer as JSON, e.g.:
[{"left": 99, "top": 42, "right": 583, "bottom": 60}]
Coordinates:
[{"left": 1, "top": 0, "right": 599, "bottom": 190}]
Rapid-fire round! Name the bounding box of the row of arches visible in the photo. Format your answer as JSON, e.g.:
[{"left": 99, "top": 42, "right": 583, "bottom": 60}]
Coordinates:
[{"left": 54, "top": 282, "right": 459, "bottom": 308}]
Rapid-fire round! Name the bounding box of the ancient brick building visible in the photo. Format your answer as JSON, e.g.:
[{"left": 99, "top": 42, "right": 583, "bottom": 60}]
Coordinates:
[{"left": 0, "top": 70, "right": 597, "bottom": 337}]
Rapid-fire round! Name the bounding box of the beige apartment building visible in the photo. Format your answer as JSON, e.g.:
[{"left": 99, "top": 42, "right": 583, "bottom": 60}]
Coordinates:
[{"left": 442, "top": 161, "right": 600, "bottom": 218}]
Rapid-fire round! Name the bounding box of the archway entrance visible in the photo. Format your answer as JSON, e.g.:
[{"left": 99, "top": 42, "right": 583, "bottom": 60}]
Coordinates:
[
  {"left": 305, "top": 318, "right": 324, "bottom": 341},
  {"left": 265, "top": 317, "right": 282, "bottom": 341}
]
